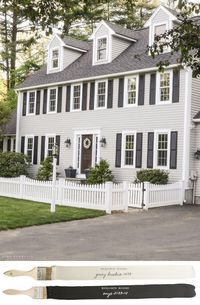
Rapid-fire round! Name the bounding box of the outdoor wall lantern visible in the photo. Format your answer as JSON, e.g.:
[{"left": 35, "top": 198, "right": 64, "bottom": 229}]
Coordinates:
[
  {"left": 65, "top": 138, "right": 71, "bottom": 148},
  {"left": 100, "top": 137, "right": 106, "bottom": 147},
  {"left": 194, "top": 149, "right": 200, "bottom": 159}
]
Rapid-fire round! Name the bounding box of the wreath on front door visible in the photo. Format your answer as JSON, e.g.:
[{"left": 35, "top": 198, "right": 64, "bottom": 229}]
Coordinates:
[{"left": 83, "top": 137, "right": 92, "bottom": 149}]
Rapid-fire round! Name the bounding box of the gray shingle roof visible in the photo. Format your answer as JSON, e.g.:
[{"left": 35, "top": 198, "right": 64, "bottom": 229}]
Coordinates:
[
  {"left": 104, "top": 21, "right": 137, "bottom": 40},
  {"left": 3, "top": 111, "right": 16, "bottom": 135},
  {"left": 17, "top": 25, "right": 181, "bottom": 90},
  {"left": 61, "top": 35, "right": 90, "bottom": 51}
]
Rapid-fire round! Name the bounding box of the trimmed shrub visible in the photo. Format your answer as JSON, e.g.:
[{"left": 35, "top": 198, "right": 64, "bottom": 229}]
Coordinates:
[
  {"left": 0, "top": 152, "right": 29, "bottom": 177},
  {"left": 87, "top": 159, "right": 114, "bottom": 184},
  {"left": 36, "top": 156, "right": 53, "bottom": 181},
  {"left": 135, "top": 169, "right": 169, "bottom": 184}
]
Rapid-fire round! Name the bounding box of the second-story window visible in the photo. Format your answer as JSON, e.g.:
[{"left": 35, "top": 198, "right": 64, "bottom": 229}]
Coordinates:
[
  {"left": 48, "top": 88, "right": 57, "bottom": 113},
  {"left": 72, "top": 84, "right": 82, "bottom": 110},
  {"left": 51, "top": 49, "right": 59, "bottom": 69},
  {"left": 159, "top": 72, "right": 171, "bottom": 103},
  {"left": 28, "top": 91, "right": 36, "bottom": 114},
  {"left": 97, "top": 37, "right": 107, "bottom": 61},
  {"left": 96, "top": 80, "right": 107, "bottom": 108}
]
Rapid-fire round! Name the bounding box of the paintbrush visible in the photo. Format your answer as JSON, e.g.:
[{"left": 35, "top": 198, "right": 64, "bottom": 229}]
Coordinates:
[
  {"left": 3, "top": 284, "right": 196, "bottom": 299},
  {"left": 4, "top": 265, "right": 195, "bottom": 280}
]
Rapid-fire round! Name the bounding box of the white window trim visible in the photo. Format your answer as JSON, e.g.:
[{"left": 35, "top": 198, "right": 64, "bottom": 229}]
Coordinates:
[
  {"left": 70, "top": 83, "right": 83, "bottom": 112},
  {"left": 121, "top": 130, "right": 137, "bottom": 168},
  {"left": 156, "top": 70, "right": 173, "bottom": 105},
  {"left": 25, "top": 135, "right": 34, "bottom": 164},
  {"left": 50, "top": 47, "right": 60, "bottom": 70},
  {"left": 47, "top": 87, "right": 58, "bottom": 114},
  {"left": 27, "top": 91, "right": 36, "bottom": 115},
  {"left": 94, "top": 79, "right": 108, "bottom": 110},
  {"left": 45, "top": 134, "right": 56, "bottom": 158},
  {"left": 96, "top": 35, "right": 108, "bottom": 62},
  {"left": 151, "top": 21, "right": 170, "bottom": 53},
  {"left": 153, "top": 129, "right": 171, "bottom": 170},
  {"left": 92, "top": 29, "right": 112, "bottom": 66},
  {"left": 73, "top": 129, "right": 101, "bottom": 175},
  {"left": 124, "top": 75, "right": 139, "bottom": 107}
]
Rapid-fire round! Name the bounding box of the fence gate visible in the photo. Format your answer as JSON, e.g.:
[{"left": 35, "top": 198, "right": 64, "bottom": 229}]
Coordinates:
[{"left": 128, "top": 183, "right": 143, "bottom": 208}]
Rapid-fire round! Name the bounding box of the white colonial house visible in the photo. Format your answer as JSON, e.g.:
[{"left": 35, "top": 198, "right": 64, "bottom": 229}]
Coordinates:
[{"left": 15, "top": 5, "right": 200, "bottom": 201}]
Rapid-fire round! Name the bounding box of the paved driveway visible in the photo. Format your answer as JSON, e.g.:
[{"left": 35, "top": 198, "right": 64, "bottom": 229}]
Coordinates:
[{"left": 0, "top": 205, "right": 200, "bottom": 260}]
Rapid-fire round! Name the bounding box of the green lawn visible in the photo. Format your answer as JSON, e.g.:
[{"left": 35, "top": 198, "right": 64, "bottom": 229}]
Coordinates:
[{"left": 0, "top": 196, "right": 106, "bottom": 231}]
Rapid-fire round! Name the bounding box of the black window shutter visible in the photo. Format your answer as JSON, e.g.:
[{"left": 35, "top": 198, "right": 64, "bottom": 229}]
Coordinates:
[
  {"left": 22, "top": 92, "right": 27, "bottom": 116},
  {"left": 7, "top": 138, "right": 11, "bottom": 152},
  {"left": 147, "top": 132, "right": 154, "bottom": 168},
  {"left": 57, "top": 87, "right": 62, "bottom": 113},
  {"left": 172, "top": 70, "right": 180, "bottom": 103},
  {"left": 107, "top": 79, "right": 113, "bottom": 109},
  {"left": 170, "top": 131, "right": 178, "bottom": 169},
  {"left": 138, "top": 74, "right": 145, "bottom": 106},
  {"left": 115, "top": 133, "right": 122, "bottom": 167},
  {"left": 56, "top": 135, "right": 60, "bottom": 165},
  {"left": 43, "top": 89, "right": 47, "bottom": 114},
  {"left": 82, "top": 83, "right": 88, "bottom": 111},
  {"left": 21, "top": 136, "right": 25, "bottom": 154},
  {"left": 89, "top": 82, "right": 95, "bottom": 110},
  {"left": 33, "top": 136, "right": 38, "bottom": 165},
  {"left": 149, "top": 73, "right": 156, "bottom": 105},
  {"left": 118, "top": 77, "right": 124, "bottom": 107},
  {"left": 136, "top": 133, "right": 143, "bottom": 168},
  {"left": 36, "top": 90, "right": 41, "bottom": 115},
  {"left": 66, "top": 85, "right": 71, "bottom": 112},
  {"left": 41, "top": 136, "right": 45, "bottom": 162}
]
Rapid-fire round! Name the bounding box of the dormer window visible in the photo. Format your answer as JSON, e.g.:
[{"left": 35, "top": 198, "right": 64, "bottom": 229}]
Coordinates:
[
  {"left": 154, "top": 24, "right": 167, "bottom": 36},
  {"left": 97, "top": 37, "right": 107, "bottom": 61},
  {"left": 51, "top": 48, "right": 59, "bottom": 69}
]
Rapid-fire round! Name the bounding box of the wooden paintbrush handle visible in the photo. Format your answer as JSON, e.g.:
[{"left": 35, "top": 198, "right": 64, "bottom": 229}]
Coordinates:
[{"left": 4, "top": 268, "right": 37, "bottom": 279}]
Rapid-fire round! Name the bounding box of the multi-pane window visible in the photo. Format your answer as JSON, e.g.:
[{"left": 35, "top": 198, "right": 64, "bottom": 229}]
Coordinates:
[
  {"left": 97, "top": 38, "right": 107, "bottom": 61},
  {"left": 28, "top": 91, "right": 35, "bottom": 114},
  {"left": 72, "top": 85, "right": 81, "bottom": 110},
  {"left": 52, "top": 49, "right": 59, "bottom": 68},
  {"left": 160, "top": 72, "right": 170, "bottom": 102},
  {"left": 47, "top": 137, "right": 55, "bottom": 157},
  {"left": 26, "top": 137, "right": 33, "bottom": 163},
  {"left": 49, "top": 88, "right": 57, "bottom": 112},
  {"left": 96, "top": 81, "right": 106, "bottom": 108},
  {"left": 127, "top": 77, "right": 137, "bottom": 105},
  {"left": 124, "top": 134, "right": 135, "bottom": 166},
  {"left": 157, "top": 133, "right": 168, "bottom": 167},
  {"left": 154, "top": 24, "right": 166, "bottom": 36}
]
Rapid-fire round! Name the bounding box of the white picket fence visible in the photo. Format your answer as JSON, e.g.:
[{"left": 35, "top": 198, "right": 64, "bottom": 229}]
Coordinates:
[{"left": 0, "top": 176, "right": 185, "bottom": 213}]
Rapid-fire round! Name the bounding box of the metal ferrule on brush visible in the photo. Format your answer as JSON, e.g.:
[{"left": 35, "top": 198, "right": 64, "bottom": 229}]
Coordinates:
[
  {"left": 37, "top": 267, "right": 52, "bottom": 280},
  {"left": 33, "top": 287, "right": 47, "bottom": 299}
]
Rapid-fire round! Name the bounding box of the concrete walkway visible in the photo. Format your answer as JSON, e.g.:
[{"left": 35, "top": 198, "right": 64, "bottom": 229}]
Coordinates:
[{"left": 0, "top": 205, "right": 200, "bottom": 260}]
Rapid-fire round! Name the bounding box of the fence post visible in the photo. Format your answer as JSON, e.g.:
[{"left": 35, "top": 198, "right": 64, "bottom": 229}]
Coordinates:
[
  {"left": 180, "top": 180, "right": 185, "bottom": 205},
  {"left": 123, "top": 181, "right": 128, "bottom": 212},
  {"left": 105, "top": 182, "right": 113, "bottom": 214},
  {"left": 19, "top": 175, "right": 26, "bottom": 199},
  {"left": 58, "top": 178, "right": 65, "bottom": 205},
  {"left": 143, "top": 182, "right": 150, "bottom": 210}
]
